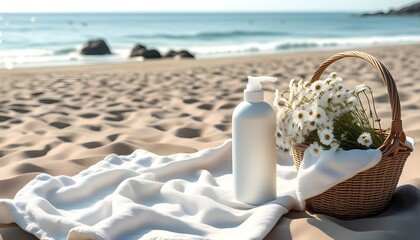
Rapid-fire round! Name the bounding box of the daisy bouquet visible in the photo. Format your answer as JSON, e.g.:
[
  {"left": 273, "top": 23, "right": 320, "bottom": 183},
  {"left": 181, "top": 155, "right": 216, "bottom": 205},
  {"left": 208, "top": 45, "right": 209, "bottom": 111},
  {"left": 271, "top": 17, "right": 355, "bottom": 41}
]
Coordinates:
[{"left": 273, "top": 72, "right": 385, "bottom": 158}]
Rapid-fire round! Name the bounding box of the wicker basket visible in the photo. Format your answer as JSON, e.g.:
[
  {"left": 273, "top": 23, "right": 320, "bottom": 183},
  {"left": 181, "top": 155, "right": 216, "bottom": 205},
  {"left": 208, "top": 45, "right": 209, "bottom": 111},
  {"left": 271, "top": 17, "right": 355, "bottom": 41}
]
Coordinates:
[{"left": 291, "top": 51, "right": 413, "bottom": 219}]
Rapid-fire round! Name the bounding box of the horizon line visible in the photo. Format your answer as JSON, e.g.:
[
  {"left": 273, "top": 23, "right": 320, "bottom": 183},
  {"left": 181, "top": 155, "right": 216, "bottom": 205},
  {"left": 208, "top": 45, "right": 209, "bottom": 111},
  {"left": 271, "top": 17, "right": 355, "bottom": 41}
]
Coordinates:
[{"left": 0, "top": 10, "right": 366, "bottom": 14}]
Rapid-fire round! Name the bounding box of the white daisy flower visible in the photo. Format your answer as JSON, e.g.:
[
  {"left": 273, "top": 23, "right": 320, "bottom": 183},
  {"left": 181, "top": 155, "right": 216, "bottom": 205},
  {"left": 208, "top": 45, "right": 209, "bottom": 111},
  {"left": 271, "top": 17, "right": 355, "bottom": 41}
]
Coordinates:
[
  {"left": 330, "top": 142, "right": 340, "bottom": 152},
  {"left": 329, "top": 74, "right": 343, "bottom": 85},
  {"left": 311, "top": 80, "right": 327, "bottom": 95},
  {"left": 324, "top": 81, "right": 334, "bottom": 91},
  {"left": 306, "top": 105, "right": 315, "bottom": 120},
  {"left": 333, "top": 83, "right": 344, "bottom": 92},
  {"left": 319, "top": 129, "right": 334, "bottom": 146},
  {"left": 293, "top": 109, "right": 307, "bottom": 128},
  {"left": 357, "top": 132, "right": 373, "bottom": 147},
  {"left": 308, "top": 142, "right": 323, "bottom": 158},
  {"left": 331, "top": 91, "right": 346, "bottom": 104},
  {"left": 316, "top": 92, "right": 331, "bottom": 108},
  {"left": 330, "top": 72, "right": 338, "bottom": 78},
  {"left": 313, "top": 107, "right": 327, "bottom": 123},
  {"left": 331, "top": 77, "right": 343, "bottom": 85},
  {"left": 307, "top": 120, "right": 317, "bottom": 131}
]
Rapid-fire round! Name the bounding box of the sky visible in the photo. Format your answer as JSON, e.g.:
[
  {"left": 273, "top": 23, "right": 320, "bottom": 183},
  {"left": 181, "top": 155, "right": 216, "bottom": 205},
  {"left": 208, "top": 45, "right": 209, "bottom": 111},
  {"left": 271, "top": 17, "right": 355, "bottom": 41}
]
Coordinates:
[{"left": 0, "top": 0, "right": 417, "bottom": 13}]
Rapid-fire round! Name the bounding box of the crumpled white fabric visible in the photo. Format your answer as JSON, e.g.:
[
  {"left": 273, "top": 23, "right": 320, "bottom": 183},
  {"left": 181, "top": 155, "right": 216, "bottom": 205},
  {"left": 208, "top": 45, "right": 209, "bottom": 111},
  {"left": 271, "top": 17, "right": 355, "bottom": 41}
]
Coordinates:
[{"left": 0, "top": 138, "right": 414, "bottom": 240}]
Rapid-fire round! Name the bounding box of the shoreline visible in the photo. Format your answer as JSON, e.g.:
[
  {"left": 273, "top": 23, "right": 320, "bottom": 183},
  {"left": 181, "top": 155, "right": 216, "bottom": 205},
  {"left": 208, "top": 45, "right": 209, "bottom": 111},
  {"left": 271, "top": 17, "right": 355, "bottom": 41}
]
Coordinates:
[{"left": 2, "top": 43, "right": 420, "bottom": 76}]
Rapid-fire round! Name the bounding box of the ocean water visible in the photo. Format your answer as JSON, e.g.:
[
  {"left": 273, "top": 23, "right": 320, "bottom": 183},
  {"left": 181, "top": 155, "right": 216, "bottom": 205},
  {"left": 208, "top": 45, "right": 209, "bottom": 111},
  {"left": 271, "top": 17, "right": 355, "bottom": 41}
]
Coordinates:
[{"left": 0, "top": 12, "right": 420, "bottom": 69}]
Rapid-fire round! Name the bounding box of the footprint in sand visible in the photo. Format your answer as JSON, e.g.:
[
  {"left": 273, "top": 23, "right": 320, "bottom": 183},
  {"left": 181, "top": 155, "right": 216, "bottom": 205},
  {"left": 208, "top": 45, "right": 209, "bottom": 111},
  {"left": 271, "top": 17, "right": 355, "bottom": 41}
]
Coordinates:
[
  {"left": 179, "top": 113, "right": 190, "bottom": 117},
  {"left": 174, "top": 127, "right": 201, "bottom": 138},
  {"left": 151, "top": 125, "right": 167, "bottom": 131},
  {"left": 61, "top": 104, "right": 81, "bottom": 110},
  {"left": 219, "top": 103, "right": 236, "bottom": 109},
  {"left": 192, "top": 116, "right": 202, "bottom": 121},
  {"left": 198, "top": 104, "right": 213, "bottom": 110},
  {"left": 148, "top": 99, "right": 159, "bottom": 105},
  {"left": 109, "top": 142, "right": 137, "bottom": 155},
  {"left": 81, "top": 141, "right": 103, "bottom": 149},
  {"left": 0, "top": 115, "right": 12, "bottom": 122},
  {"left": 107, "top": 103, "right": 121, "bottom": 107},
  {"left": 49, "top": 122, "right": 71, "bottom": 129},
  {"left": 10, "top": 119, "right": 23, "bottom": 124},
  {"left": 22, "top": 145, "right": 51, "bottom": 158},
  {"left": 183, "top": 98, "right": 200, "bottom": 104},
  {"left": 82, "top": 124, "right": 102, "bottom": 132},
  {"left": 57, "top": 136, "right": 73, "bottom": 142},
  {"left": 78, "top": 113, "right": 99, "bottom": 119},
  {"left": 104, "top": 115, "right": 125, "bottom": 122},
  {"left": 214, "top": 124, "right": 230, "bottom": 132},
  {"left": 14, "top": 163, "right": 46, "bottom": 174},
  {"left": 107, "top": 134, "right": 120, "bottom": 142},
  {"left": 376, "top": 92, "right": 409, "bottom": 103},
  {"left": 31, "top": 91, "right": 45, "bottom": 97},
  {"left": 39, "top": 98, "right": 61, "bottom": 104},
  {"left": 10, "top": 108, "right": 31, "bottom": 113},
  {"left": 108, "top": 109, "right": 135, "bottom": 115}
]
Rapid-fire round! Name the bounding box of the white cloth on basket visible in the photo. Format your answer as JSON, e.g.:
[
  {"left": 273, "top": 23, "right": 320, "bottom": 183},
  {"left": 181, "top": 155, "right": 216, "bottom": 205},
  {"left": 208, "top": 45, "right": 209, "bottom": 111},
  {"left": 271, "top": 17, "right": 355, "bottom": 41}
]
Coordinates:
[{"left": 0, "top": 138, "right": 414, "bottom": 240}]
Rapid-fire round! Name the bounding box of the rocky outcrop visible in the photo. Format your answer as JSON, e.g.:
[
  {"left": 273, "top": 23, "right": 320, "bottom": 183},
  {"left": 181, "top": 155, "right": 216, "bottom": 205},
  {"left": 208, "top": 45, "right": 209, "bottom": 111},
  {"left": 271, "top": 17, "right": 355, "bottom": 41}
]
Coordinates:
[
  {"left": 80, "top": 39, "right": 111, "bottom": 55},
  {"left": 175, "top": 50, "right": 195, "bottom": 59},
  {"left": 129, "top": 43, "right": 147, "bottom": 57},
  {"left": 164, "top": 49, "right": 195, "bottom": 59},
  {"left": 362, "top": 2, "right": 420, "bottom": 16},
  {"left": 129, "top": 44, "right": 162, "bottom": 59},
  {"left": 141, "top": 49, "right": 162, "bottom": 59},
  {"left": 164, "top": 50, "right": 178, "bottom": 58}
]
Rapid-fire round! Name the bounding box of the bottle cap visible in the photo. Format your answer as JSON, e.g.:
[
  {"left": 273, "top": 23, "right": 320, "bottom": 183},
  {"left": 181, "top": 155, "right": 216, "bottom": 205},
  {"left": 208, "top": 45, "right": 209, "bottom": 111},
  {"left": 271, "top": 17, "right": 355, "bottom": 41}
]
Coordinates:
[{"left": 245, "top": 76, "right": 277, "bottom": 102}]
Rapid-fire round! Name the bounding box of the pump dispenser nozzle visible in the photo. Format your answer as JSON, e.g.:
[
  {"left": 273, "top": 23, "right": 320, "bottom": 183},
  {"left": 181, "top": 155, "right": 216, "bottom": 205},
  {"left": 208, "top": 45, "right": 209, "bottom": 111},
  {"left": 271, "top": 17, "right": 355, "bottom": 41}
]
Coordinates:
[{"left": 244, "top": 76, "right": 277, "bottom": 102}]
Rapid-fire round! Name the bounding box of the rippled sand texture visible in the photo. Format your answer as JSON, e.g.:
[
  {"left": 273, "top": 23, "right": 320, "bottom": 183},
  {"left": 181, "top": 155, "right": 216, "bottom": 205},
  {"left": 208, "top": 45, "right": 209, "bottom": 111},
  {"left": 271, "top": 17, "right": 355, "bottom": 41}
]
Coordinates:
[{"left": 0, "top": 44, "right": 419, "bottom": 240}]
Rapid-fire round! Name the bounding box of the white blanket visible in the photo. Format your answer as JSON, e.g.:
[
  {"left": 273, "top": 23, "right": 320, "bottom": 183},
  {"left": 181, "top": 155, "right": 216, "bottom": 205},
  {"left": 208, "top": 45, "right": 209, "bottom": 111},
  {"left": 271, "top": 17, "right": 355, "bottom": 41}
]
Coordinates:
[{"left": 2, "top": 138, "right": 413, "bottom": 240}]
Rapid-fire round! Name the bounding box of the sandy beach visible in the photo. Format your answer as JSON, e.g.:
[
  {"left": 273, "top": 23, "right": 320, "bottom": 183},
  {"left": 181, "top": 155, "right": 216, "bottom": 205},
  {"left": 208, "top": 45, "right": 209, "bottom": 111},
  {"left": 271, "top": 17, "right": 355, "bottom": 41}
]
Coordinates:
[{"left": 0, "top": 44, "right": 419, "bottom": 239}]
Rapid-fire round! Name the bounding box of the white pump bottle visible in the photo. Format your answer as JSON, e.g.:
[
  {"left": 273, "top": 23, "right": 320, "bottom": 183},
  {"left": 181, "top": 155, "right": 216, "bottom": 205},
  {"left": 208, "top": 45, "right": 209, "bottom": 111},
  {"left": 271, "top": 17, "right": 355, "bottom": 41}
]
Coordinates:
[{"left": 232, "top": 76, "right": 277, "bottom": 205}]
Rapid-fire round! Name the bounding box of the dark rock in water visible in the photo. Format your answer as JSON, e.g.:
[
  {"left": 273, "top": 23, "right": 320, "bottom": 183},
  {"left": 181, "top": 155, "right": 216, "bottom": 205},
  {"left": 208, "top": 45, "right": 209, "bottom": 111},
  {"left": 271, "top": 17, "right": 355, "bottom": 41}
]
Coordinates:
[
  {"left": 129, "top": 43, "right": 147, "bottom": 57},
  {"left": 80, "top": 39, "right": 111, "bottom": 55},
  {"left": 362, "top": 2, "right": 420, "bottom": 16},
  {"left": 164, "top": 50, "right": 195, "bottom": 59},
  {"left": 175, "top": 50, "right": 195, "bottom": 59},
  {"left": 142, "top": 49, "right": 162, "bottom": 59},
  {"left": 164, "top": 50, "right": 178, "bottom": 58}
]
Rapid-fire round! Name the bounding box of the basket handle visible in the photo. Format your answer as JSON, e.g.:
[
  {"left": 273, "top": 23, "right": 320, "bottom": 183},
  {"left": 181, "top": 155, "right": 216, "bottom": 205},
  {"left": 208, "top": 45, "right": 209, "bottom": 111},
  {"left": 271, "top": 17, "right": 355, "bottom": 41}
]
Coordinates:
[{"left": 310, "top": 51, "right": 412, "bottom": 156}]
